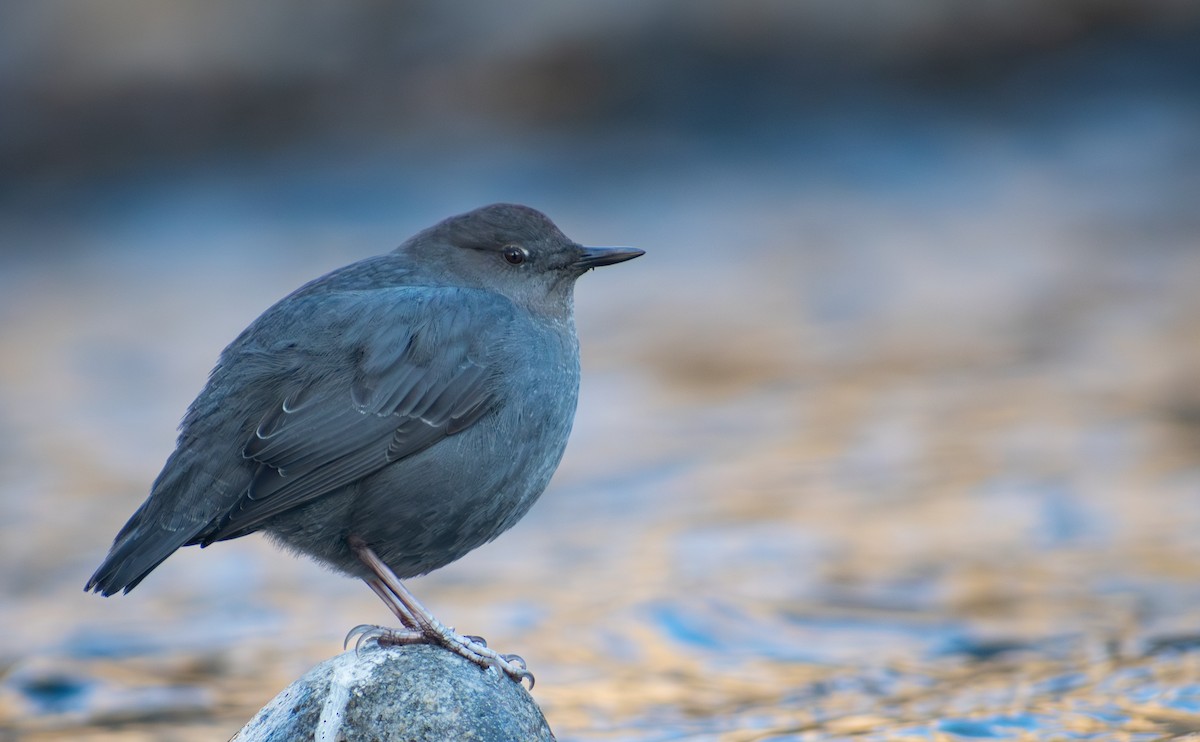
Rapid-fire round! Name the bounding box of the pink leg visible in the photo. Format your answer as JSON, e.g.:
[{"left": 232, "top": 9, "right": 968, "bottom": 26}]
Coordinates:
[{"left": 347, "top": 538, "right": 534, "bottom": 688}]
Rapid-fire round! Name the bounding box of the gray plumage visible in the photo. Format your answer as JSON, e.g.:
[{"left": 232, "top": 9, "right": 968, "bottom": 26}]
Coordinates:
[{"left": 86, "top": 203, "right": 643, "bottom": 596}]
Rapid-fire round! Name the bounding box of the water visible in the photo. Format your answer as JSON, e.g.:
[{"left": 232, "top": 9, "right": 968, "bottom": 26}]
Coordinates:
[{"left": 2, "top": 29, "right": 1200, "bottom": 741}]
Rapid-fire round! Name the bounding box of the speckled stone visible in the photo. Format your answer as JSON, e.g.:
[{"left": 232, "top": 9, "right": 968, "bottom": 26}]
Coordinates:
[{"left": 233, "top": 644, "right": 554, "bottom": 742}]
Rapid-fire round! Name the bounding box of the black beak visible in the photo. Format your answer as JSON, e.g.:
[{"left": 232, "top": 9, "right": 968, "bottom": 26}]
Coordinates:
[{"left": 574, "top": 246, "right": 645, "bottom": 270}]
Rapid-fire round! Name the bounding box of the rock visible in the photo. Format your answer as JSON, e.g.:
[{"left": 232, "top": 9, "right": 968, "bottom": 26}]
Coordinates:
[{"left": 233, "top": 643, "right": 555, "bottom": 742}]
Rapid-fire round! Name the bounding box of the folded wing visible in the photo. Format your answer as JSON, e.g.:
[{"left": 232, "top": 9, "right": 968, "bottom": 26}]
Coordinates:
[{"left": 195, "top": 289, "right": 507, "bottom": 543}]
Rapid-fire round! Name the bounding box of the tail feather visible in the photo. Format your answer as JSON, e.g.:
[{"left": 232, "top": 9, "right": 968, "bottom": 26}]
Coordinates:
[
  {"left": 85, "top": 470, "right": 215, "bottom": 595},
  {"left": 85, "top": 516, "right": 198, "bottom": 595}
]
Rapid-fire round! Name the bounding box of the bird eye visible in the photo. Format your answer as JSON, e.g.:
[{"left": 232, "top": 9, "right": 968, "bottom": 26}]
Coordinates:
[{"left": 502, "top": 245, "right": 528, "bottom": 265}]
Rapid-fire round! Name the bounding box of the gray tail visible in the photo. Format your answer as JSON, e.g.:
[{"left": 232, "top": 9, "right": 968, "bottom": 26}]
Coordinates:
[
  {"left": 84, "top": 458, "right": 217, "bottom": 596},
  {"left": 84, "top": 503, "right": 198, "bottom": 595}
]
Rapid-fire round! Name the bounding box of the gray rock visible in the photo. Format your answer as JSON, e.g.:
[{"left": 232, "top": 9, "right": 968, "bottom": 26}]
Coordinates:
[{"left": 233, "top": 643, "right": 555, "bottom": 742}]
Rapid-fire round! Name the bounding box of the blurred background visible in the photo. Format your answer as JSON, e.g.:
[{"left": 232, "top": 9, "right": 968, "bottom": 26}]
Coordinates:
[{"left": 2, "top": 2, "right": 1200, "bottom": 740}]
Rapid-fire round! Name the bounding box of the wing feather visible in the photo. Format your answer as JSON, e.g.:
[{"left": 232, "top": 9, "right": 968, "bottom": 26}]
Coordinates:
[{"left": 195, "top": 288, "right": 511, "bottom": 544}]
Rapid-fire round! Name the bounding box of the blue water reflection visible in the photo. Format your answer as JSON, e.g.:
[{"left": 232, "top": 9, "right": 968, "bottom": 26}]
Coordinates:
[{"left": 1, "top": 6, "right": 1199, "bottom": 740}]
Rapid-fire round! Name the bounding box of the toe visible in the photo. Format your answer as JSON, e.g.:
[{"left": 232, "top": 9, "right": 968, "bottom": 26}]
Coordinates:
[
  {"left": 344, "top": 624, "right": 384, "bottom": 650},
  {"left": 501, "top": 653, "right": 527, "bottom": 670}
]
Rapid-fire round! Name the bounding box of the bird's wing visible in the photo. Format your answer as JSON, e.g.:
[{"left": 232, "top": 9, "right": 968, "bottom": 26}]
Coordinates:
[{"left": 194, "top": 287, "right": 512, "bottom": 544}]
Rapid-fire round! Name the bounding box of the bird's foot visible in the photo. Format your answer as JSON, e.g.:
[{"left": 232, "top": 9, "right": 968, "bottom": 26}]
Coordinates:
[
  {"left": 351, "top": 544, "right": 535, "bottom": 687},
  {"left": 431, "top": 627, "right": 535, "bottom": 688},
  {"left": 346, "top": 623, "right": 534, "bottom": 687},
  {"left": 344, "top": 624, "right": 424, "bottom": 654}
]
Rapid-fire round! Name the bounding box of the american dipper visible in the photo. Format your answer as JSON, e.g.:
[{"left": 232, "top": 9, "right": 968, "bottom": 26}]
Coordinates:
[{"left": 86, "top": 203, "right": 643, "bottom": 685}]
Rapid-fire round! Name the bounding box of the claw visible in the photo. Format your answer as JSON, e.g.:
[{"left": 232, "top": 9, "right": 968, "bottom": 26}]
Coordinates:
[
  {"left": 501, "top": 653, "right": 527, "bottom": 670},
  {"left": 463, "top": 635, "right": 488, "bottom": 647},
  {"left": 343, "top": 624, "right": 423, "bottom": 655},
  {"left": 355, "top": 630, "right": 377, "bottom": 655},
  {"left": 344, "top": 624, "right": 382, "bottom": 651},
  {"left": 513, "top": 666, "right": 535, "bottom": 690},
  {"left": 478, "top": 653, "right": 534, "bottom": 688},
  {"left": 490, "top": 652, "right": 533, "bottom": 688}
]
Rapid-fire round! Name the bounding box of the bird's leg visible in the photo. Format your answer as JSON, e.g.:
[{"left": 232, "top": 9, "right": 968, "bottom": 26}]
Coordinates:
[
  {"left": 343, "top": 578, "right": 426, "bottom": 653},
  {"left": 348, "top": 538, "right": 534, "bottom": 688},
  {"left": 366, "top": 577, "right": 420, "bottom": 627}
]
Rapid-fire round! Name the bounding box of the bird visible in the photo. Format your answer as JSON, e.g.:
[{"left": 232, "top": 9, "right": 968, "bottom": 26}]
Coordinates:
[{"left": 85, "top": 203, "right": 643, "bottom": 686}]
